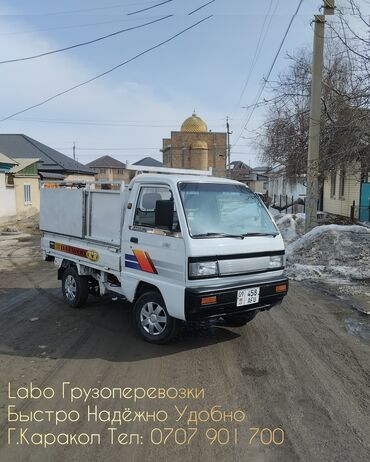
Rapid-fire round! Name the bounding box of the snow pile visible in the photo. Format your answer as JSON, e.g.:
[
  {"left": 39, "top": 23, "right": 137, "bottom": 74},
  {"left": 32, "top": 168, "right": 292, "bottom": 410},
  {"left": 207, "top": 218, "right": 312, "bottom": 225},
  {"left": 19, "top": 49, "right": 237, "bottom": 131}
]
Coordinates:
[
  {"left": 286, "top": 225, "right": 370, "bottom": 287},
  {"left": 274, "top": 213, "right": 305, "bottom": 244}
]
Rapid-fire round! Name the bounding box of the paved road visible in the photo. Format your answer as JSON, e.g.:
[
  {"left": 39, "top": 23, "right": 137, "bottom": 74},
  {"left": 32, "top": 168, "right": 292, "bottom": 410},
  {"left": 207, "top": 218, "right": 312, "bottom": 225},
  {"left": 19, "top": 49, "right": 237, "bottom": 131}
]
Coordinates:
[{"left": 0, "top": 237, "right": 369, "bottom": 462}]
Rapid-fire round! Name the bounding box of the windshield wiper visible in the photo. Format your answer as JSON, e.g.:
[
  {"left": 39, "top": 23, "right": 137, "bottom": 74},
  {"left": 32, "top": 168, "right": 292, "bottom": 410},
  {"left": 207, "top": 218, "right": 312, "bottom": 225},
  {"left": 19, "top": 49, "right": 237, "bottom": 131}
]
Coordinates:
[
  {"left": 193, "top": 232, "right": 246, "bottom": 239},
  {"left": 193, "top": 232, "right": 279, "bottom": 239},
  {"left": 241, "top": 232, "right": 278, "bottom": 237}
]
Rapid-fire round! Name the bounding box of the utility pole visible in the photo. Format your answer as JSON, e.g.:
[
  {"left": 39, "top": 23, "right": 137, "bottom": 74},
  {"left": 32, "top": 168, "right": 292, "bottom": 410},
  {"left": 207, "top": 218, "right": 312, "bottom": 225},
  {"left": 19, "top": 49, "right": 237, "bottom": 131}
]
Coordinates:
[
  {"left": 73, "top": 141, "right": 76, "bottom": 160},
  {"left": 226, "top": 116, "right": 232, "bottom": 177},
  {"left": 305, "top": 0, "right": 334, "bottom": 232}
]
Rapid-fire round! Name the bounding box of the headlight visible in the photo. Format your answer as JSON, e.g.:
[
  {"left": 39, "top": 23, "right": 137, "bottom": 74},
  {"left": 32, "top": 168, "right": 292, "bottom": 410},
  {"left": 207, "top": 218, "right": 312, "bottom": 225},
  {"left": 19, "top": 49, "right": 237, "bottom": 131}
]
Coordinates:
[
  {"left": 189, "top": 261, "right": 219, "bottom": 278},
  {"left": 269, "top": 255, "right": 284, "bottom": 268}
]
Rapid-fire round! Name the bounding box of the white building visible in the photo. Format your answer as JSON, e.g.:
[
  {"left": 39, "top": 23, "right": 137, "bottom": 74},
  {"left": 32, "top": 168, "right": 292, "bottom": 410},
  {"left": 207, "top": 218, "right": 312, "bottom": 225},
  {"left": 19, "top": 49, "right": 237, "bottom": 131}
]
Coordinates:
[
  {"left": 0, "top": 153, "right": 17, "bottom": 221},
  {"left": 267, "top": 166, "right": 307, "bottom": 201}
]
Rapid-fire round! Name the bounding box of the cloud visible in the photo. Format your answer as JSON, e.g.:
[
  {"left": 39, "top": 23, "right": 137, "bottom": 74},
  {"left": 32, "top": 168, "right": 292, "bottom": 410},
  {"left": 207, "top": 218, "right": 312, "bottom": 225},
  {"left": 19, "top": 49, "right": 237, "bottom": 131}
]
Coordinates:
[{"left": 0, "top": 8, "right": 224, "bottom": 164}]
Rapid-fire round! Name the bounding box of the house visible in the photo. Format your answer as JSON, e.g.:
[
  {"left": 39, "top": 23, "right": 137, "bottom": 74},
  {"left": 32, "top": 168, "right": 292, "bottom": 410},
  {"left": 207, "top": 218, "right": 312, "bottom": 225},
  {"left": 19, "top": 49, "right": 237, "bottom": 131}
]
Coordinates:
[
  {"left": 133, "top": 157, "right": 162, "bottom": 168},
  {"left": 0, "top": 155, "right": 40, "bottom": 220},
  {"left": 86, "top": 155, "right": 130, "bottom": 187},
  {"left": 86, "top": 156, "right": 163, "bottom": 188},
  {"left": 253, "top": 166, "right": 270, "bottom": 175},
  {"left": 323, "top": 160, "right": 370, "bottom": 221},
  {"left": 0, "top": 153, "right": 18, "bottom": 220},
  {"left": 0, "top": 134, "right": 95, "bottom": 221},
  {"left": 7, "top": 158, "right": 40, "bottom": 218},
  {"left": 0, "top": 134, "right": 94, "bottom": 182},
  {"left": 247, "top": 172, "right": 269, "bottom": 194},
  {"left": 267, "top": 165, "right": 307, "bottom": 201},
  {"left": 229, "top": 161, "right": 268, "bottom": 193},
  {"left": 229, "top": 161, "right": 253, "bottom": 182}
]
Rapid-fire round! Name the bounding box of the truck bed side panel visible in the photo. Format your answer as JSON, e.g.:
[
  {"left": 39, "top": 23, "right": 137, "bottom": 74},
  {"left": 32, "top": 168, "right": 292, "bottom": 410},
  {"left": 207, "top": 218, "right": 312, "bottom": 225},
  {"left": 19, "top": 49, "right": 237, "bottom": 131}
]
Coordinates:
[
  {"left": 41, "top": 235, "right": 121, "bottom": 273},
  {"left": 40, "top": 189, "right": 85, "bottom": 237}
]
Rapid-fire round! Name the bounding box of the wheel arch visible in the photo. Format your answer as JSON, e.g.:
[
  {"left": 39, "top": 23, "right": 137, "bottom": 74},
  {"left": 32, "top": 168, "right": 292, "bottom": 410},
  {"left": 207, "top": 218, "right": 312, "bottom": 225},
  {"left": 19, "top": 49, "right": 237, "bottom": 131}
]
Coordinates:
[
  {"left": 124, "top": 275, "right": 185, "bottom": 321},
  {"left": 57, "top": 259, "right": 77, "bottom": 280},
  {"left": 134, "top": 281, "right": 162, "bottom": 303}
]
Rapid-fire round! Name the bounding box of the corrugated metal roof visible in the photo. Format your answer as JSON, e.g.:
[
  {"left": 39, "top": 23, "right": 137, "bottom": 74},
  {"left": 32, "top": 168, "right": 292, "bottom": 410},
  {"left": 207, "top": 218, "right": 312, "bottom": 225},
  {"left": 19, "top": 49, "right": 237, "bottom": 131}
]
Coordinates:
[{"left": 0, "top": 134, "right": 94, "bottom": 175}]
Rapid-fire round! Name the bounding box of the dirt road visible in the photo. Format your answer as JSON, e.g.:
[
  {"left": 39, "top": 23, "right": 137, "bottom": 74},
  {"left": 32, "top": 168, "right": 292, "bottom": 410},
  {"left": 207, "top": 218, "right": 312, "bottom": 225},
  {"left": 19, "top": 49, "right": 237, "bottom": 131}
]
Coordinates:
[{"left": 0, "top": 236, "right": 369, "bottom": 461}]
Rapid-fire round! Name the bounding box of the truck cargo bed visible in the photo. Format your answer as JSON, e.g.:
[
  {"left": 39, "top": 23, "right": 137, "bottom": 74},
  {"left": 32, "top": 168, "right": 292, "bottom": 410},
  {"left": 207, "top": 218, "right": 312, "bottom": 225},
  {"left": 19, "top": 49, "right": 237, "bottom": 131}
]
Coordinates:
[{"left": 40, "top": 184, "right": 127, "bottom": 246}]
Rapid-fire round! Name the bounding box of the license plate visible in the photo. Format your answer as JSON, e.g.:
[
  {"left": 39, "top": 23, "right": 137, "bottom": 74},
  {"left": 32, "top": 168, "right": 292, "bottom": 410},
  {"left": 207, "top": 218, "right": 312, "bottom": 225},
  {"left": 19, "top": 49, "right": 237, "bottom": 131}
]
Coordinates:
[{"left": 237, "top": 287, "right": 260, "bottom": 307}]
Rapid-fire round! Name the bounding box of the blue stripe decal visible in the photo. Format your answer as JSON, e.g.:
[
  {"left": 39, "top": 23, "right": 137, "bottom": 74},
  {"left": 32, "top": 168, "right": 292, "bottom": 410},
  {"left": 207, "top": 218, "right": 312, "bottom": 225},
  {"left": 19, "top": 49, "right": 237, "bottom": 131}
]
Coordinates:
[
  {"left": 125, "top": 261, "right": 140, "bottom": 270},
  {"left": 125, "top": 254, "right": 137, "bottom": 262}
]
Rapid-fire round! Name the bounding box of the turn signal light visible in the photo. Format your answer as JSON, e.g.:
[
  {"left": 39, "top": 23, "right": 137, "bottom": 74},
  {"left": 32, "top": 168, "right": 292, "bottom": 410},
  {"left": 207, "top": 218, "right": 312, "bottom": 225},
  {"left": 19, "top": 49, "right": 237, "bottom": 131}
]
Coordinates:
[
  {"left": 201, "top": 296, "right": 217, "bottom": 306},
  {"left": 275, "top": 284, "right": 287, "bottom": 293}
]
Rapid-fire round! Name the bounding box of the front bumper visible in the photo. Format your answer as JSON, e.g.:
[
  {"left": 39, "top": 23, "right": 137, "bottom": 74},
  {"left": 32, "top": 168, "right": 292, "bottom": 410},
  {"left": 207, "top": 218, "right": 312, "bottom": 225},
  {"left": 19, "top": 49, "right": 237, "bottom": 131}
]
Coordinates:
[{"left": 185, "top": 276, "right": 288, "bottom": 321}]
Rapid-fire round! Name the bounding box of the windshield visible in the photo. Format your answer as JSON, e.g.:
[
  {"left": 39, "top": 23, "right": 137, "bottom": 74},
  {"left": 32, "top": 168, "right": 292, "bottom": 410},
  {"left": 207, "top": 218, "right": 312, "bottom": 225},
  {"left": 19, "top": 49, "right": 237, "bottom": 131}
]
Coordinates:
[{"left": 178, "top": 182, "right": 278, "bottom": 238}]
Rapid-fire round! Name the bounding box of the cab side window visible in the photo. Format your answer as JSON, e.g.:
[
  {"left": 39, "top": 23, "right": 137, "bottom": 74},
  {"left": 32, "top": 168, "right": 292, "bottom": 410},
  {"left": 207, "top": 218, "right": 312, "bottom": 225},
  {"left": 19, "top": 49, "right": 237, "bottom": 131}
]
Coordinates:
[{"left": 133, "top": 186, "right": 180, "bottom": 233}]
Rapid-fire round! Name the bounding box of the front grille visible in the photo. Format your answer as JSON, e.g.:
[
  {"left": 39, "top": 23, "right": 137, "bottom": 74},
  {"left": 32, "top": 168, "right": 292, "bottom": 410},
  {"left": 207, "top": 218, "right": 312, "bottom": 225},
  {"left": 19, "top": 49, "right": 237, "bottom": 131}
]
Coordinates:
[{"left": 218, "top": 256, "right": 271, "bottom": 275}]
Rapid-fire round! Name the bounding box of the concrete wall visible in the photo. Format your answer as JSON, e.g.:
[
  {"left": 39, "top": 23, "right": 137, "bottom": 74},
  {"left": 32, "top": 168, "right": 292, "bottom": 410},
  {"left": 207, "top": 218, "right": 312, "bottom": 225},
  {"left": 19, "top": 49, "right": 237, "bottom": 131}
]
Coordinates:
[
  {"left": 0, "top": 172, "right": 6, "bottom": 189},
  {"left": 268, "top": 175, "right": 307, "bottom": 199},
  {"left": 0, "top": 173, "right": 17, "bottom": 218},
  {"left": 64, "top": 174, "right": 97, "bottom": 182},
  {"left": 323, "top": 168, "right": 361, "bottom": 218},
  {"left": 14, "top": 176, "right": 40, "bottom": 218},
  {"left": 248, "top": 180, "right": 268, "bottom": 194}
]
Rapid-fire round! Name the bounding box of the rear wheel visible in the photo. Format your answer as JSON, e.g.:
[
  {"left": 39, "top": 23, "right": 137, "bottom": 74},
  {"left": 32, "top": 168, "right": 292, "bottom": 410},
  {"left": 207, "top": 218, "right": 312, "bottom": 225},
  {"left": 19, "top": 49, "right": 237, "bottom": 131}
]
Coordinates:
[
  {"left": 222, "top": 310, "right": 257, "bottom": 327},
  {"left": 133, "top": 291, "right": 178, "bottom": 344},
  {"left": 62, "top": 267, "right": 89, "bottom": 308}
]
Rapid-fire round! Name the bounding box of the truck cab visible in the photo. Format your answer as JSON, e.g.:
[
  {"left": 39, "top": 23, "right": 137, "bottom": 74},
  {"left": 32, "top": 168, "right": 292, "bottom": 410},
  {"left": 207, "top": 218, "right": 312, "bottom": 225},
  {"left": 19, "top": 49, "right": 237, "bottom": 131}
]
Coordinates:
[{"left": 41, "top": 166, "right": 288, "bottom": 344}]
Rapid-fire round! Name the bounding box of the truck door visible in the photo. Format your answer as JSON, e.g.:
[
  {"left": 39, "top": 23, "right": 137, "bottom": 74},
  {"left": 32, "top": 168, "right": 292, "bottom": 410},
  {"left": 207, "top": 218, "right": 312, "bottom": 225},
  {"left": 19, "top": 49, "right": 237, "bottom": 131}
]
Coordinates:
[{"left": 122, "top": 183, "right": 186, "bottom": 316}]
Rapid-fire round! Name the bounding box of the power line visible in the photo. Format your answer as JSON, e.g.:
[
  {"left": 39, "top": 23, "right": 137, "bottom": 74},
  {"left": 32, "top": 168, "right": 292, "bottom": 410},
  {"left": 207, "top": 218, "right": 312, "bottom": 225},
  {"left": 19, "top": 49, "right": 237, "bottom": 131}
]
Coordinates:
[
  {"left": 16, "top": 120, "right": 179, "bottom": 128},
  {"left": 0, "top": 16, "right": 164, "bottom": 36},
  {"left": 232, "top": 0, "right": 304, "bottom": 147},
  {"left": 0, "top": 15, "right": 213, "bottom": 122},
  {"left": 9, "top": 116, "right": 232, "bottom": 124},
  {"left": 188, "top": 0, "right": 216, "bottom": 16},
  {"left": 232, "top": 0, "right": 275, "bottom": 114},
  {"left": 18, "top": 2, "right": 160, "bottom": 17},
  {"left": 0, "top": 16, "right": 172, "bottom": 65},
  {"left": 58, "top": 147, "right": 158, "bottom": 151},
  {"left": 58, "top": 144, "right": 229, "bottom": 151},
  {"left": 128, "top": 0, "right": 174, "bottom": 16},
  {"left": 7, "top": 118, "right": 228, "bottom": 128}
]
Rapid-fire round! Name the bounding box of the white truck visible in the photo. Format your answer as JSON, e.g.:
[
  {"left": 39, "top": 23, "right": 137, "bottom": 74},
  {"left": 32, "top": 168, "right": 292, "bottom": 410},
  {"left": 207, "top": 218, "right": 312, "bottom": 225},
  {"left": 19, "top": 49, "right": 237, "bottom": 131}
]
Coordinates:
[{"left": 40, "top": 166, "right": 288, "bottom": 344}]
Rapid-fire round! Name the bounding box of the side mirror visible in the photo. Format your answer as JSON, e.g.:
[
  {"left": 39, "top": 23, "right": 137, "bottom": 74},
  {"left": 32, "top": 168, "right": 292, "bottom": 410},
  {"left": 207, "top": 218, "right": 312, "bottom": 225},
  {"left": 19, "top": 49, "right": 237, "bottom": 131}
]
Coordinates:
[{"left": 155, "top": 200, "right": 174, "bottom": 230}]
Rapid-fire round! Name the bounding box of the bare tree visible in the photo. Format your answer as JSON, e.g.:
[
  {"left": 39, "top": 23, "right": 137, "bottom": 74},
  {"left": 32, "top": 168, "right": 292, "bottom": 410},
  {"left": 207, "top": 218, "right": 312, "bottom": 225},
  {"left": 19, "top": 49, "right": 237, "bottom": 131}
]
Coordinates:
[{"left": 258, "top": 1, "right": 370, "bottom": 179}]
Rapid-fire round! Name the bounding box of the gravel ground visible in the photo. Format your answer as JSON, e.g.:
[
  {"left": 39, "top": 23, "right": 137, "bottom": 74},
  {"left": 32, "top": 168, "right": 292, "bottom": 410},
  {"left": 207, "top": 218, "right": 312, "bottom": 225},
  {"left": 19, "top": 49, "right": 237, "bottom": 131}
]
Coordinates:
[{"left": 0, "top": 236, "right": 369, "bottom": 462}]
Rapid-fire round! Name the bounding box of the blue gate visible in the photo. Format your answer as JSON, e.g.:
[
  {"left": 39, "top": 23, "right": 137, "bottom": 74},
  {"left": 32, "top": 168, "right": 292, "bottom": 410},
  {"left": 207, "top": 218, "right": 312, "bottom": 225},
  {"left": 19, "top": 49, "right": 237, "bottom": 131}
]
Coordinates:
[{"left": 360, "top": 182, "right": 370, "bottom": 222}]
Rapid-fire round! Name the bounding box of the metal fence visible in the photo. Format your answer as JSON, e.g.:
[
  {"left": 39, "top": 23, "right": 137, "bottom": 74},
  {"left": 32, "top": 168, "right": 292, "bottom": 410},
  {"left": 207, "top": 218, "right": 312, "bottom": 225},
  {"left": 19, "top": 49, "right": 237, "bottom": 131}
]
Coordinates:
[
  {"left": 350, "top": 201, "right": 370, "bottom": 222},
  {"left": 270, "top": 194, "right": 306, "bottom": 214}
]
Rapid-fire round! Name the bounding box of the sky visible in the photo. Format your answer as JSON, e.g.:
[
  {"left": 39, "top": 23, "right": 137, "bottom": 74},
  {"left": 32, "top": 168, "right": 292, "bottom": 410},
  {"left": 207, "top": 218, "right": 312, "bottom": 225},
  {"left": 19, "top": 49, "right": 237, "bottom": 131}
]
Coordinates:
[{"left": 0, "top": 0, "right": 323, "bottom": 167}]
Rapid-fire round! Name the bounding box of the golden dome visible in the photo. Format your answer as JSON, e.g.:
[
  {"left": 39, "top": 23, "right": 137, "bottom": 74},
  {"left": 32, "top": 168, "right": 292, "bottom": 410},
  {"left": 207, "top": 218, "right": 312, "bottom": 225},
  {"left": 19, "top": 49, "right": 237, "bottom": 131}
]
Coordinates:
[
  {"left": 191, "top": 140, "right": 208, "bottom": 149},
  {"left": 181, "top": 112, "right": 208, "bottom": 132}
]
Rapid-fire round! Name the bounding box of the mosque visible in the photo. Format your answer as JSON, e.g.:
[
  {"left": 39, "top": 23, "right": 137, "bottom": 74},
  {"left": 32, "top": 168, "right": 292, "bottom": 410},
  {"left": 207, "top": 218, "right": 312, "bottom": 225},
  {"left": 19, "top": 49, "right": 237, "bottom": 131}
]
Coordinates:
[{"left": 161, "top": 112, "right": 227, "bottom": 177}]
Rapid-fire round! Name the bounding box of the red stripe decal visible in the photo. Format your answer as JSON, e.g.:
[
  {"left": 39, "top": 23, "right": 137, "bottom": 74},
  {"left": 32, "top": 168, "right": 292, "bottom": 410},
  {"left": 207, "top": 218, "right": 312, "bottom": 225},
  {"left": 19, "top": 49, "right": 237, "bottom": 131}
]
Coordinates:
[{"left": 133, "top": 249, "right": 157, "bottom": 274}]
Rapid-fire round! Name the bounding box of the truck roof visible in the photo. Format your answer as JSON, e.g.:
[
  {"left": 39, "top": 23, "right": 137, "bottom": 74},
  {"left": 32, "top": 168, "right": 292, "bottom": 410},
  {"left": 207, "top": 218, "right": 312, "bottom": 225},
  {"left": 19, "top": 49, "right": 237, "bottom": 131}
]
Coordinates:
[{"left": 131, "top": 174, "right": 248, "bottom": 187}]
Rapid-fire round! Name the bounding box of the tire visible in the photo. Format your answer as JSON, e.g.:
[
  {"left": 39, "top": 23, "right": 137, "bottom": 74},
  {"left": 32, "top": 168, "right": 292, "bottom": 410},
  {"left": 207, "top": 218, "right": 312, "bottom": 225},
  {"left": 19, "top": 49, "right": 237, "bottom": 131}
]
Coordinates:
[
  {"left": 62, "top": 266, "right": 89, "bottom": 308},
  {"left": 133, "top": 291, "right": 178, "bottom": 344},
  {"left": 222, "top": 310, "right": 257, "bottom": 327}
]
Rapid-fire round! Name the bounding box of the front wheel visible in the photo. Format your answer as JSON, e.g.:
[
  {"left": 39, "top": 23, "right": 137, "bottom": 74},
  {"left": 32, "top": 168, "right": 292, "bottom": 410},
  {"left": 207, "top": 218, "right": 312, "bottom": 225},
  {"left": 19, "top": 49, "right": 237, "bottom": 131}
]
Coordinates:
[
  {"left": 133, "top": 291, "right": 178, "bottom": 344},
  {"left": 62, "top": 267, "right": 89, "bottom": 308},
  {"left": 222, "top": 310, "right": 257, "bottom": 327}
]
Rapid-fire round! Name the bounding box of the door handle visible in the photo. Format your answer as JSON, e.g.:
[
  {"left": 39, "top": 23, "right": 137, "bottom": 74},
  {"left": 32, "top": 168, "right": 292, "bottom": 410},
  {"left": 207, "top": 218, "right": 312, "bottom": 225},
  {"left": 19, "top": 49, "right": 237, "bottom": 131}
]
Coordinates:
[{"left": 130, "top": 237, "right": 138, "bottom": 243}]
